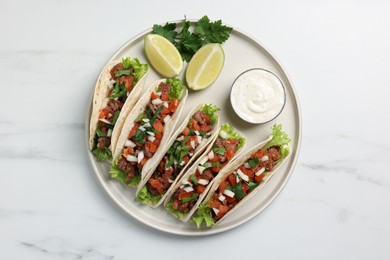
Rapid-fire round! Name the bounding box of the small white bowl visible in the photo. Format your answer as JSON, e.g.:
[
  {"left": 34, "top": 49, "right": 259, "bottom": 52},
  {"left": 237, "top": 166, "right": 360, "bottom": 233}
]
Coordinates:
[{"left": 230, "top": 68, "right": 286, "bottom": 124}]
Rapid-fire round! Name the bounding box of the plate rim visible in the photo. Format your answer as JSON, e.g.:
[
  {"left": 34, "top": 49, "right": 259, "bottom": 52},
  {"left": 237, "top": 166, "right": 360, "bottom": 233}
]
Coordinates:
[{"left": 85, "top": 20, "right": 302, "bottom": 236}]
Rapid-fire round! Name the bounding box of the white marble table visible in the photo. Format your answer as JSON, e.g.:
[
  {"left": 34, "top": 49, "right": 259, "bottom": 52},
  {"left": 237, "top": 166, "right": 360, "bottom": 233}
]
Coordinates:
[{"left": 1, "top": 1, "right": 389, "bottom": 259}]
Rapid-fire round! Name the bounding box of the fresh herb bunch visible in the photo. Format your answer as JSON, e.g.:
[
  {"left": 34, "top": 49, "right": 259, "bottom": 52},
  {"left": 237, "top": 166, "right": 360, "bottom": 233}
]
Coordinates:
[{"left": 152, "top": 16, "right": 232, "bottom": 62}]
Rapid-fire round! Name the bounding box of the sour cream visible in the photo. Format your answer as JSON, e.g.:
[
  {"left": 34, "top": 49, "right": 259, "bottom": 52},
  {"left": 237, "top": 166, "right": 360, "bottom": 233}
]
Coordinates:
[{"left": 230, "top": 68, "right": 286, "bottom": 124}]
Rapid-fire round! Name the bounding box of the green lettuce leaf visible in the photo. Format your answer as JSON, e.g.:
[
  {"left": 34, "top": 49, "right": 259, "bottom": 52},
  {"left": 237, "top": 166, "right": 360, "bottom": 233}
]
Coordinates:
[
  {"left": 265, "top": 124, "right": 291, "bottom": 160},
  {"left": 200, "top": 104, "right": 220, "bottom": 125},
  {"left": 191, "top": 203, "right": 215, "bottom": 228},
  {"left": 219, "top": 123, "right": 246, "bottom": 150},
  {"left": 92, "top": 147, "right": 112, "bottom": 161},
  {"left": 136, "top": 186, "right": 162, "bottom": 205},
  {"left": 109, "top": 155, "right": 141, "bottom": 187},
  {"left": 166, "top": 78, "right": 184, "bottom": 99},
  {"left": 121, "top": 57, "right": 148, "bottom": 83},
  {"left": 164, "top": 199, "right": 186, "bottom": 220}
]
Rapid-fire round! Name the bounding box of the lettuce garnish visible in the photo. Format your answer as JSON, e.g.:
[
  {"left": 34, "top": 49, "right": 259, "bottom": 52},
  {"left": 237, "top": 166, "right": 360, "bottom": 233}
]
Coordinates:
[
  {"left": 265, "top": 124, "right": 291, "bottom": 160},
  {"left": 166, "top": 78, "right": 184, "bottom": 99},
  {"left": 219, "top": 123, "right": 246, "bottom": 150},
  {"left": 136, "top": 186, "right": 162, "bottom": 205},
  {"left": 121, "top": 57, "right": 148, "bottom": 83},
  {"left": 109, "top": 154, "right": 140, "bottom": 187},
  {"left": 191, "top": 203, "right": 215, "bottom": 228}
]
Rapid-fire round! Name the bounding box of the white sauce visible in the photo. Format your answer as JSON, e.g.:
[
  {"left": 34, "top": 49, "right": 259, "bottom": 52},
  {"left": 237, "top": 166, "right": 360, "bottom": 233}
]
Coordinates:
[{"left": 230, "top": 69, "right": 285, "bottom": 124}]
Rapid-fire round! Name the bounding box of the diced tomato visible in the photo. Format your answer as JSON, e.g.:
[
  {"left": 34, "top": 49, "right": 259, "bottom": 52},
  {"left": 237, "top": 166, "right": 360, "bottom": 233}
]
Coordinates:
[
  {"left": 124, "top": 75, "right": 134, "bottom": 92},
  {"left": 242, "top": 182, "right": 250, "bottom": 193},
  {"left": 240, "top": 165, "right": 254, "bottom": 181},
  {"left": 122, "top": 147, "right": 134, "bottom": 158},
  {"left": 209, "top": 154, "right": 220, "bottom": 163},
  {"left": 196, "top": 185, "right": 206, "bottom": 194},
  {"left": 153, "top": 119, "right": 164, "bottom": 134},
  {"left": 226, "top": 148, "right": 235, "bottom": 160},
  {"left": 149, "top": 179, "right": 164, "bottom": 194},
  {"left": 153, "top": 138, "right": 161, "bottom": 146},
  {"left": 204, "top": 115, "right": 210, "bottom": 123},
  {"left": 182, "top": 127, "right": 190, "bottom": 136},
  {"left": 146, "top": 142, "right": 157, "bottom": 154},
  {"left": 178, "top": 190, "right": 192, "bottom": 201},
  {"left": 216, "top": 205, "right": 229, "bottom": 219},
  {"left": 225, "top": 195, "right": 236, "bottom": 203},
  {"left": 151, "top": 92, "right": 159, "bottom": 100},
  {"left": 161, "top": 107, "right": 171, "bottom": 115},
  {"left": 172, "top": 200, "right": 179, "bottom": 209},
  {"left": 155, "top": 133, "right": 163, "bottom": 139},
  {"left": 211, "top": 166, "right": 222, "bottom": 173},
  {"left": 168, "top": 99, "right": 179, "bottom": 112},
  {"left": 200, "top": 124, "right": 210, "bottom": 132},
  {"left": 255, "top": 173, "right": 265, "bottom": 183},
  {"left": 228, "top": 174, "right": 237, "bottom": 186},
  {"left": 208, "top": 199, "right": 221, "bottom": 209},
  {"left": 128, "top": 123, "right": 139, "bottom": 138},
  {"left": 219, "top": 180, "right": 229, "bottom": 192},
  {"left": 253, "top": 148, "right": 267, "bottom": 159},
  {"left": 100, "top": 127, "right": 107, "bottom": 133},
  {"left": 99, "top": 108, "right": 110, "bottom": 119},
  {"left": 190, "top": 120, "right": 200, "bottom": 131},
  {"left": 161, "top": 92, "right": 170, "bottom": 101}
]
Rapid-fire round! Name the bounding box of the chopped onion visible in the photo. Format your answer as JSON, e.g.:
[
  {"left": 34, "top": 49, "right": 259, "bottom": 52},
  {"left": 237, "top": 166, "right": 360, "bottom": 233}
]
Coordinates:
[
  {"left": 163, "top": 115, "right": 171, "bottom": 124},
  {"left": 223, "top": 189, "right": 235, "bottom": 198},
  {"left": 197, "top": 166, "right": 205, "bottom": 174},
  {"left": 107, "top": 129, "right": 112, "bottom": 137},
  {"left": 197, "top": 136, "right": 202, "bottom": 144},
  {"left": 180, "top": 160, "right": 185, "bottom": 166},
  {"left": 200, "top": 156, "right": 208, "bottom": 165},
  {"left": 125, "top": 140, "right": 136, "bottom": 148},
  {"left": 139, "top": 126, "right": 146, "bottom": 131},
  {"left": 142, "top": 118, "right": 150, "bottom": 122},
  {"left": 255, "top": 167, "right": 265, "bottom": 176},
  {"left": 190, "top": 140, "right": 196, "bottom": 149},
  {"left": 189, "top": 152, "right": 194, "bottom": 157},
  {"left": 168, "top": 178, "right": 174, "bottom": 184},
  {"left": 219, "top": 130, "right": 228, "bottom": 139},
  {"left": 102, "top": 98, "right": 109, "bottom": 109},
  {"left": 180, "top": 185, "right": 184, "bottom": 189},
  {"left": 137, "top": 151, "right": 144, "bottom": 164},
  {"left": 218, "top": 194, "right": 226, "bottom": 202},
  {"left": 156, "top": 91, "right": 162, "bottom": 96},
  {"left": 198, "top": 179, "right": 209, "bottom": 185},
  {"left": 163, "top": 102, "right": 169, "bottom": 108},
  {"left": 147, "top": 131, "right": 155, "bottom": 136},
  {"left": 212, "top": 207, "right": 220, "bottom": 216},
  {"left": 182, "top": 179, "right": 191, "bottom": 186},
  {"left": 194, "top": 130, "right": 200, "bottom": 136},
  {"left": 176, "top": 135, "right": 184, "bottom": 141},
  {"left": 261, "top": 155, "right": 269, "bottom": 162},
  {"left": 147, "top": 136, "right": 156, "bottom": 142},
  {"left": 99, "top": 118, "right": 111, "bottom": 124},
  {"left": 183, "top": 186, "right": 194, "bottom": 193},
  {"left": 208, "top": 150, "right": 214, "bottom": 160},
  {"left": 126, "top": 155, "right": 137, "bottom": 162},
  {"left": 237, "top": 169, "right": 249, "bottom": 182},
  {"left": 244, "top": 162, "right": 251, "bottom": 169},
  {"left": 143, "top": 122, "right": 151, "bottom": 128},
  {"left": 152, "top": 98, "right": 163, "bottom": 105}
]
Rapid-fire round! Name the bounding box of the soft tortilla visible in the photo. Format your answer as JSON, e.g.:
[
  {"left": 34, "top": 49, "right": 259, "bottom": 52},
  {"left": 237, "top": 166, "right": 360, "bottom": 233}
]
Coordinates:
[
  {"left": 163, "top": 125, "right": 246, "bottom": 221},
  {"left": 112, "top": 79, "right": 188, "bottom": 186},
  {"left": 89, "top": 59, "right": 149, "bottom": 155},
  {"left": 136, "top": 104, "right": 221, "bottom": 208},
  {"left": 201, "top": 135, "right": 291, "bottom": 226}
]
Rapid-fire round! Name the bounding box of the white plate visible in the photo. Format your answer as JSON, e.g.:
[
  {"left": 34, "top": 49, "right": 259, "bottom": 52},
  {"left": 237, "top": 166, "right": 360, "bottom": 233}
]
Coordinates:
[{"left": 85, "top": 21, "right": 302, "bottom": 236}]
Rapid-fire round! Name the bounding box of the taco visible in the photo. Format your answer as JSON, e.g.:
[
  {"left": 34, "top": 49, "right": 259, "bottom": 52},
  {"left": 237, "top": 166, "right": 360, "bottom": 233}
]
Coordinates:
[
  {"left": 164, "top": 123, "right": 246, "bottom": 221},
  {"left": 89, "top": 57, "right": 149, "bottom": 161},
  {"left": 109, "top": 78, "right": 188, "bottom": 187},
  {"left": 136, "top": 104, "right": 221, "bottom": 208},
  {"left": 191, "top": 124, "right": 291, "bottom": 228}
]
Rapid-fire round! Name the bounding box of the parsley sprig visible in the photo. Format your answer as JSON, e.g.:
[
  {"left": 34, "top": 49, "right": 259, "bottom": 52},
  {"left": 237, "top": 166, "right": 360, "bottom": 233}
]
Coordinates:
[{"left": 153, "top": 16, "right": 232, "bottom": 62}]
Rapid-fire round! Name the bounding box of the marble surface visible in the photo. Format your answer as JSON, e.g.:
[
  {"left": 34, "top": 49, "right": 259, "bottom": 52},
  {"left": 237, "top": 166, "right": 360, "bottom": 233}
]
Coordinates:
[{"left": 1, "top": 0, "right": 390, "bottom": 259}]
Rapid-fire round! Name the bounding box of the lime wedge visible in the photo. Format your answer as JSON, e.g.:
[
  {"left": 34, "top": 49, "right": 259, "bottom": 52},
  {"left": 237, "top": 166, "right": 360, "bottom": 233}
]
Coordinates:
[
  {"left": 144, "top": 34, "right": 183, "bottom": 77},
  {"left": 185, "top": 43, "right": 225, "bottom": 91}
]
